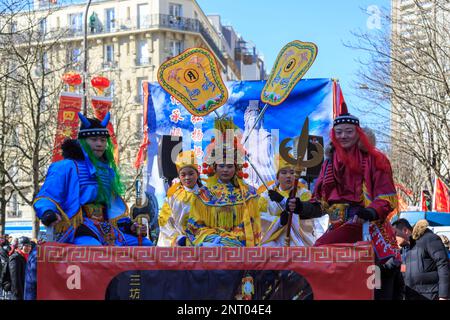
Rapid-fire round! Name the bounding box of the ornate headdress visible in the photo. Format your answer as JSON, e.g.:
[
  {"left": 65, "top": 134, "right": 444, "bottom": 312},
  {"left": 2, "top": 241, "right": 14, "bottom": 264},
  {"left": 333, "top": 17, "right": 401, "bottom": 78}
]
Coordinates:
[
  {"left": 274, "top": 153, "right": 294, "bottom": 174},
  {"left": 175, "top": 150, "right": 199, "bottom": 173},
  {"left": 202, "top": 116, "right": 249, "bottom": 179},
  {"left": 78, "top": 112, "right": 110, "bottom": 139}
]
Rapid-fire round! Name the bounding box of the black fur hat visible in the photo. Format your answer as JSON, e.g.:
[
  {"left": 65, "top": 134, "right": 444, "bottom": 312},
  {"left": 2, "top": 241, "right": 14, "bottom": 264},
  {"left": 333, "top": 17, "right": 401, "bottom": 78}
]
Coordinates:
[
  {"left": 78, "top": 112, "right": 110, "bottom": 139},
  {"left": 333, "top": 113, "right": 360, "bottom": 127}
]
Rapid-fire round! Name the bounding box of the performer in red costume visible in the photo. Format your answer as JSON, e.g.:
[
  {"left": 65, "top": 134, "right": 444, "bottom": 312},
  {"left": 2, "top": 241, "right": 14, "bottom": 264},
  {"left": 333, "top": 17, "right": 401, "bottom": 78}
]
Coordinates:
[
  {"left": 287, "top": 113, "right": 399, "bottom": 258},
  {"left": 312, "top": 113, "right": 398, "bottom": 247},
  {"left": 285, "top": 113, "right": 401, "bottom": 299}
]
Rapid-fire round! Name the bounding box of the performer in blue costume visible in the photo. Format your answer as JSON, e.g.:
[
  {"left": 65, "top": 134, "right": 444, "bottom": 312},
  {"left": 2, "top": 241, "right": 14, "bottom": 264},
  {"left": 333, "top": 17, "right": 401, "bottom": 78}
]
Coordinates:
[
  {"left": 33, "top": 112, "right": 152, "bottom": 246},
  {"left": 25, "top": 113, "right": 152, "bottom": 299}
]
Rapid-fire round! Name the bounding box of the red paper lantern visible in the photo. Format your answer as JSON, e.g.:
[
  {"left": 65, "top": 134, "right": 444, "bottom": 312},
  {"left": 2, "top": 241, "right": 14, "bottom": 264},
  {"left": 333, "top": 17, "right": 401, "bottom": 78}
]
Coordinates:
[
  {"left": 91, "top": 76, "right": 110, "bottom": 92},
  {"left": 62, "top": 72, "right": 82, "bottom": 86}
]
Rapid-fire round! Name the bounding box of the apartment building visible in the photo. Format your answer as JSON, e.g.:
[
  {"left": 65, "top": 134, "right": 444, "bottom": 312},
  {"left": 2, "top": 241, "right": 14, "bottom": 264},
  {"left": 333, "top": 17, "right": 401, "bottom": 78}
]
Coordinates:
[{"left": 3, "top": 0, "right": 266, "bottom": 236}]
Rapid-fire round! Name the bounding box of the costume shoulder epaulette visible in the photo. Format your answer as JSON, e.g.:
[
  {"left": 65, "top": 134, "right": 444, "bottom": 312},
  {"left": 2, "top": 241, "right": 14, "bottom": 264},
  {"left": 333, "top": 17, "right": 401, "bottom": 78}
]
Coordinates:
[
  {"left": 256, "top": 180, "right": 275, "bottom": 195},
  {"left": 166, "top": 182, "right": 182, "bottom": 198}
]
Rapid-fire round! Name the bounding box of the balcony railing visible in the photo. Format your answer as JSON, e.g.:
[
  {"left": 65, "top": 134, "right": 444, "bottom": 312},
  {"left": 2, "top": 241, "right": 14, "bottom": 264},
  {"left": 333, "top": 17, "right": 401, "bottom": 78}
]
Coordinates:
[
  {"left": 102, "top": 61, "right": 118, "bottom": 70},
  {"left": 135, "top": 57, "right": 151, "bottom": 66},
  {"left": 43, "top": 14, "right": 227, "bottom": 67}
]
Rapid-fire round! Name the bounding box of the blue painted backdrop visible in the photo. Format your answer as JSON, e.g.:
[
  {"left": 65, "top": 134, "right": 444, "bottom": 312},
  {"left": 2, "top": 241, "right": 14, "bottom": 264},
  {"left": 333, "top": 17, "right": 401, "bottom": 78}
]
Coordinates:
[{"left": 144, "top": 78, "right": 334, "bottom": 209}]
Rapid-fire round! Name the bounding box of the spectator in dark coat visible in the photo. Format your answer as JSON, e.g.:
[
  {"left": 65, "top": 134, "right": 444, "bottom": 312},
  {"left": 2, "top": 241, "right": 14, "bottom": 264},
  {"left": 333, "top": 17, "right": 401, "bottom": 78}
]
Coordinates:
[
  {"left": 393, "top": 219, "right": 449, "bottom": 300},
  {"left": 375, "top": 256, "right": 405, "bottom": 300},
  {"left": 0, "top": 236, "right": 11, "bottom": 296},
  {"left": 8, "top": 236, "right": 32, "bottom": 300}
]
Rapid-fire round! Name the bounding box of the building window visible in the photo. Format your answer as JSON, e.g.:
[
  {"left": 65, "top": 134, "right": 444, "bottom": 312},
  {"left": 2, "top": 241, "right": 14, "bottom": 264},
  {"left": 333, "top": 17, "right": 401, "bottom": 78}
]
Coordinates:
[
  {"left": 11, "top": 127, "right": 19, "bottom": 146},
  {"left": 68, "top": 13, "right": 83, "bottom": 33},
  {"left": 8, "top": 194, "right": 22, "bottom": 218},
  {"left": 105, "top": 44, "right": 114, "bottom": 63},
  {"left": 105, "top": 8, "right": 115, "bottom": 32},
  {"left": 39, "top": 18, "right": 47, "bottom": 35},
  {"left": 36, "top": 51, "right": 49, "bottom": 75},
  {"left": 137, "top": 3, "right": 150, "bottom": 28},
  {"left": 109, "top": 80, "right": 115, "bottom": 97},
  {"left": 136, "top": 77, "right": 146, "bottom": 103},
  {"left": 135, "top": 113, "right": 143, "bottom": 139},
  {"left": 67, "top": 47, "right": 82, "bottom": 69},
  {"left": 137, "top": 40, "right": 150, "bottom": 65},
  {"left": 10, "top": 21, "right": 17, "bottom": 33},
  {"left": 168, "top": 40, "right": 183, "bottom": 57},
  {"left": 39, "top": 95, "right": 47, "bottom": 112},
  {"left": 169, "top": 3, "right": 182, "bottom": 17}
]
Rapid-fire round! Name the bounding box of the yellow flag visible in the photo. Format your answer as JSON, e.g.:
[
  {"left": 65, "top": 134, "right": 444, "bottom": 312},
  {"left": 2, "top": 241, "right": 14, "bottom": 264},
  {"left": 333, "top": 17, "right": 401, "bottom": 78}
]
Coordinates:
[
  {"left": 261, "top": 40, "right": 318, "bottom": 106},
  {"left": 157, "top": 47, "right": 228, "bottom": 117}
]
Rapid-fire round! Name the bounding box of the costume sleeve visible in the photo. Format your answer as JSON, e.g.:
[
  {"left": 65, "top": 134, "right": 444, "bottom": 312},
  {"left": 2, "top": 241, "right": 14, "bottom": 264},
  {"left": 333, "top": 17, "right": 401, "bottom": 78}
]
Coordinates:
[
  {"left": 258, "top": 191, "right": 281, "bottom": 234},
  {"left": 117, "top": 218, "right": 133, "bottom": 234},
  {"left": 157, "top": 200, "right": 182, "bottom": 246},
  {"left": 312, "top": 159, "right": 328, "bottom": 201},
  {"left": 426, "top": 235, "right": 450, "bottom": 298},
  {"left": 258, "top": 195, "right": 269, "bottom": 213},
  {"left": 33, "top": 160, "right": 80, "bottom": 220},
  {"left": 262, "top": 189, "right": 288, "bottom": 217},
  {"left": 298, "top": 187, "right": 325, "bottom": 219},
  {"left": 367, "top": 159, "right": 398, "bottom": 222}
]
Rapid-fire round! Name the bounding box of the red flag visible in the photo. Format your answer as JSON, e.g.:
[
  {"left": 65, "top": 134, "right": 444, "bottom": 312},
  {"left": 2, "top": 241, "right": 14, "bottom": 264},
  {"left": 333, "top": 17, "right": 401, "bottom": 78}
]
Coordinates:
[
  {"left": 422, "top": 191, "right": 427, "bottom": 211},
  {"left": 421, "top": 190, "right": 431, "bottom": 212},
  {"left": 433, "top": 177, "right": 450, "bottom": 212},
  {"left": 333, "top": 80, "right": 348, "bottom": 118},
  {"left": 134, "top": 82, "right": 150, "bottom": 170}
]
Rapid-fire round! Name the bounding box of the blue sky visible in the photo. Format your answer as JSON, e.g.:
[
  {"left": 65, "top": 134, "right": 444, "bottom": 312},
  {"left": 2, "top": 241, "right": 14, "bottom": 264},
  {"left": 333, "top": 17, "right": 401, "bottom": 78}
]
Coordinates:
[
  {"left": 197, "top": 0, "right": 390, "bottom": 122},
  {"left": 55, "top": 0, "right": 390, "bottom": 127}
]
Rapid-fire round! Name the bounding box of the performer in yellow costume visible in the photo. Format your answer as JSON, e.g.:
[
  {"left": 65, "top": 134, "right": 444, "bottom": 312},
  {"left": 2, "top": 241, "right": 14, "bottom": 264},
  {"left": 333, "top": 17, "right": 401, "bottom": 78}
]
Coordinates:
[
  {"left": 259, "top": 155, "right": 329, "bottom": 246},
  {"left": 186, "top": 117, "right": 261, "bottom": 247},
  {"left": 157, "top": 150, "right": 208, "bottom": 247}
]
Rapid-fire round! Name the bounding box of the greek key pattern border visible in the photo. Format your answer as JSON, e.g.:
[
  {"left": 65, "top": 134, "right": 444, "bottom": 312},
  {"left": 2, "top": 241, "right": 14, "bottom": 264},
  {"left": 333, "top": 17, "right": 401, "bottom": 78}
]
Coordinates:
[{"left": 38, "top": 245, "right": 373, "bottom": 264}]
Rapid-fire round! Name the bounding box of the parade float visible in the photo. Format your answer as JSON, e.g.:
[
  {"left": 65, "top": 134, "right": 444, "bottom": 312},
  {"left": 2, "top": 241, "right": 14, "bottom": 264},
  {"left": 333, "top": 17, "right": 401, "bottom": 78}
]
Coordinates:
[{"left": 35, "top": 41, "right": 395, "bottom": 300}]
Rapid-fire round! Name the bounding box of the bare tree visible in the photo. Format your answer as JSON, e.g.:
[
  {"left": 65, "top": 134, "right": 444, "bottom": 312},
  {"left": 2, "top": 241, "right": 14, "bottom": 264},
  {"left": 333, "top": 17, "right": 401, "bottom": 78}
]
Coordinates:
[
  {"left": 0, "top": 0, "right": 74, "bottom": 237},
  {"left": 346, "top": 1, "right": 450, "bottom": 206}
]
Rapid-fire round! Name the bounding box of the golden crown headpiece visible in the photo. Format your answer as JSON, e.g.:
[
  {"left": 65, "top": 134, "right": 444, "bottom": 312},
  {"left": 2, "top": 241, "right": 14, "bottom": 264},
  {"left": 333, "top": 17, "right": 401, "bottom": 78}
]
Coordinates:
[
  {"left": 202, "top": 116, "right": 249, "bottom": 179},
  {"left": 175, "top": 150, "right": 198, "bottom": 173},
  {"left": 275, "top": 153, "right": 295, "bottom": 173}
]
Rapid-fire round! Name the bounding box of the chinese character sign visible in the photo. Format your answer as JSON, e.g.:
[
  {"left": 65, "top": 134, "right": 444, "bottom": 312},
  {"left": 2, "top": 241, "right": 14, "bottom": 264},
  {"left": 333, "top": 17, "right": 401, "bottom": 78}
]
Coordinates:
[
  {"left": 157, "top": 47, "right": 228, "bottom": 117},
  {"left": 51, "top": 92, "right": 82, "bottom": 162}
]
